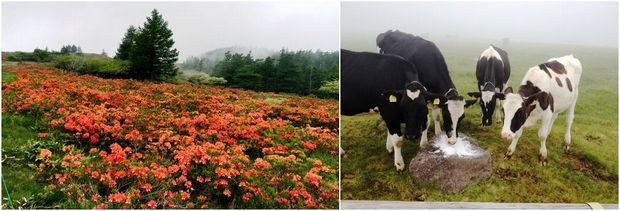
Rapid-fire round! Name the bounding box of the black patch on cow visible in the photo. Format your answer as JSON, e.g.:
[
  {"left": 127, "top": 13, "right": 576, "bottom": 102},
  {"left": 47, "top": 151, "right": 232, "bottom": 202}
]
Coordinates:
[
  {"left": 518, "top": 81, "right": 541, "bottom": 97},
  {"left": 510, "top": 104, "right": 536, "bottom": 133},
  {"left": 538, "top": 64, "right": 552, "bottom": 78},
  {"left": 445, "top": 89, "right": 463, "bottom": 101},
  {"left": 555, "top": 77, "right": 563, "bottom": 87},
  {"left": 566, "top": 78, "right": 573, "bottom": 92},
  {"left": 544, "top": 60, "right": 567, "bottom": 74},
  {"left": 537, "top": 92, "right": 553, "bottom": 111}
]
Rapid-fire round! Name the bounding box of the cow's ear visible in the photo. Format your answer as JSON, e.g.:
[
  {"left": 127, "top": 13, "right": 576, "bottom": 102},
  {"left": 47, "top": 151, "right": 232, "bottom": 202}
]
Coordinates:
[
  {"left": 467, "top": 92, "right": 481, "bottom": 98},
  {"left": 422, "top": 91, "right": 445, "bottom": 105},
  {"left": 494, "top": 93, "right": 506, "bottom": 100},
  {"left": 465, "top": 99, "right": 478, "bottom": 108},
  {"left": 382, "top": 90, "right": 403, "bottom": 103},
  {"left": 504, "top": 86, "right": 513, "bottom": 94}
]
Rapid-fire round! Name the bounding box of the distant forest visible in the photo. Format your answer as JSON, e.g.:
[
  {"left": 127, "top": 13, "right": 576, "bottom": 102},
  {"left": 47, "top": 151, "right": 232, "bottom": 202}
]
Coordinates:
[{"left": 183, "top": 49, "right": 338, "bottom": 96}]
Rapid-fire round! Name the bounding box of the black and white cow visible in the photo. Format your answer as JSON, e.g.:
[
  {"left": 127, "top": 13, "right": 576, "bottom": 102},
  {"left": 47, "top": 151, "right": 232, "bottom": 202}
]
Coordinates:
[
  {"left": 341, "top": 49, "right": 444, "bottom": 171},
  {"left": 376, "top": 29, "right": 474, "bottom": 145},
  {"left": 501, "top": 55, "right": 582, "bottom": 166},
  {"left": 467, "top": 45, "right": 511, "bottom": 126}
]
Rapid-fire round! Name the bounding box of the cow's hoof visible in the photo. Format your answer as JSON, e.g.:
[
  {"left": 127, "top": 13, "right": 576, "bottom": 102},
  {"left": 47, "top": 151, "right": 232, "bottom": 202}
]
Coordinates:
[
  {"left": 504, "top": 152, "right": 512, "bottom": 160},
  {"left": 496, "top": 120, "right": 502, "bottom": 124},
  {"left": 564, "top": 144, "right": 571, "bottom": 153},
  {"left": 539, "top": 155, "right": 548, "bottom": 166},
  {"left": 395, "top": 163, "right": 405, "bottom": 172}
]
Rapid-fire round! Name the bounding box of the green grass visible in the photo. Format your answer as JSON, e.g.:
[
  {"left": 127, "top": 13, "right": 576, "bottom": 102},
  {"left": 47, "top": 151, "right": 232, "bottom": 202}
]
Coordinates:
[{"left": 341, "top": 41, "right": 618, "bottom": 203}]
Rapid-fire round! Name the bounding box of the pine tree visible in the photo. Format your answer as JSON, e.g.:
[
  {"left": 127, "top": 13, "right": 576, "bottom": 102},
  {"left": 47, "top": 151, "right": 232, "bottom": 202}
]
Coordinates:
[
  {"left": 115, "top": 25, "right": 137, "bottom": 60},
  {"left": 130, "top": 9, "right": 179, "bottom": 81}
]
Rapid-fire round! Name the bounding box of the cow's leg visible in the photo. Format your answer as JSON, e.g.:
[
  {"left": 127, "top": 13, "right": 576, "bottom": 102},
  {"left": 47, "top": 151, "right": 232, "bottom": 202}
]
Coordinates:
[
  {"left": 538, "top": 113, "right": 558, "bottom": 166},
  {"left": 505, "top": 130, "right": 523, "bottom": 159},
  {"left": 432, "top": 106, "right": 441, "bottom": 135},
  {"left": 564, "top": 102, "right": 576, "bottom": 152},
  {"left": 495, "top": 99, "right": 503, "bottom": 123},
  {"left": 389, "top": 133, "right": 405, "bottom": 171},
  {"left": 420, "top": 114, "right": 431, "bottom": 146},
  {"left": 385, "top": 131, "right": 394, "bottom": 154}
]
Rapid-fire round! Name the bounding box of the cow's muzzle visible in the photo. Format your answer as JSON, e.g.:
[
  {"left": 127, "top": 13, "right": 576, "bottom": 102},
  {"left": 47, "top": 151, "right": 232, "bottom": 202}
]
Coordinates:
[
  {"left": 405, "top": 134, "right": 419, "bottom": 140},
  {"left": 501, "top": 131, "right": 514, "bottom": 140}
]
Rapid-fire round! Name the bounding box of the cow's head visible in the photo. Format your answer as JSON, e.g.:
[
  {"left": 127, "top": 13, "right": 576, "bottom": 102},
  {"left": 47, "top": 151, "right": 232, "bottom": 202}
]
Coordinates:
[
  {"left": 376, "top": 29, "right": 410, "bottom": 53},
  {"left": 501, "top": 85, "right": 554, "bottom": 140},
  {"left": 439, "top": 89, "right": 473, "bottom": 144},
  {"left": 401, "top": 82, "right": 439, "bottom": 140},
  {"left": 467, "top": 82, "right": 506, "bottom": 126},
  {"left": 381, "top": 82, "right": 436, "bottom": 140}
]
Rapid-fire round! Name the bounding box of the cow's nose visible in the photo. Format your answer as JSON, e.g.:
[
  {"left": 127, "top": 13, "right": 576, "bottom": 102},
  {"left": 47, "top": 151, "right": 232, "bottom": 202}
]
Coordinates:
[{"left": 406, "top": 134, "right": 419, "bottom": 140}]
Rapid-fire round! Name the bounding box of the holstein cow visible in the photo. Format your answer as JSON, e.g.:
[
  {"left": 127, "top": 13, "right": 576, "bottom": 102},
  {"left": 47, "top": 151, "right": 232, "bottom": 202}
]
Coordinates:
[
  {"left": 501, "top": 55, "right": 582, "bottom": 166},
  {"left": 467, "top": 45, "right": 511, "bottom": 126},
  {"left": 341, "top": 49, "right": 442, "bottom": 171},
  {"left": 376, "top": 29, "right": 474, "bottom": 145}
]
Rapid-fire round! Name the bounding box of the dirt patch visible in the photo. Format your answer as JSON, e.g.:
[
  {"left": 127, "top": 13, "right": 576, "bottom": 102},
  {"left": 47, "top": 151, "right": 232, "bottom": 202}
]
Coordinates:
[
  {"left": 584, "top": 132, "right": 604, "bottom": 146},
  {"left": 568, "top": 152, "right": 617, "bottom": 183},
  {"left": 495, "top": 167, "right": 518, "bottom": 180}
]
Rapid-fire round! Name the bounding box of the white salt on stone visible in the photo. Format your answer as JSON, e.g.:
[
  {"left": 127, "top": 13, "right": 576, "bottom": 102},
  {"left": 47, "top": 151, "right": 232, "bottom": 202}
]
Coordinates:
[{"left": 432, "top": 134, "right": 483, "bottom": 157}]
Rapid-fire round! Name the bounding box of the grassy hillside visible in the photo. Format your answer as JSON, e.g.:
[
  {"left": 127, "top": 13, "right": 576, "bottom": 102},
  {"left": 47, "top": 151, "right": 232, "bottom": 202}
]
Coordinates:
[{"left": 341, "top": 41, "right": 618, "bottom": 203}]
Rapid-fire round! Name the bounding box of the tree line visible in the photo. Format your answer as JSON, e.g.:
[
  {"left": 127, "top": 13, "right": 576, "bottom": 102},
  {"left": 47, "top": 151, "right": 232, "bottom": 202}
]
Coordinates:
[{"left": 211, "top": 50, "right": 338, "bottom": 96}]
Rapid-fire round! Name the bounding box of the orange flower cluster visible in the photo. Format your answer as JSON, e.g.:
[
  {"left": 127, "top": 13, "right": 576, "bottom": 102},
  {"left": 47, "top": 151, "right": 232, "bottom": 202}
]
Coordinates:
[{"left": 3, "top": 64, "right": 339, "bottom": 208}]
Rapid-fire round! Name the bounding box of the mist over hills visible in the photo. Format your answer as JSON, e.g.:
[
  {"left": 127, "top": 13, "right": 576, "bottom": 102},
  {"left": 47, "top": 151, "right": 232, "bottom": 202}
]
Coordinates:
[{"left": 180, "top": 46, "right": 277, "bottom": 73}]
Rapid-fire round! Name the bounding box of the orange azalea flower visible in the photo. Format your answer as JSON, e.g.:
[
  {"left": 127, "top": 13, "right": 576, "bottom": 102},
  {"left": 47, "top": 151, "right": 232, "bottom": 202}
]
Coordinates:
[
  {"left": 38, "top": 148, "right": 52, "bottom": 160},
  {"left": 180, "top": 191, "right": 190, "bottom": 200},
  {"left": 108, "top": 192, "right": 126, "bottom": 203},
  {"left": 146, "top": 200, "right": 157, "bottom": 209}
]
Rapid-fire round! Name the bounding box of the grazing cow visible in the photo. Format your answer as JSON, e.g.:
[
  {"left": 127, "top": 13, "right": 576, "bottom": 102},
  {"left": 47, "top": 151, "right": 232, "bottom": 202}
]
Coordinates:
[
  {"left": 341, "top": 49, "right": 444, "bottom": 171},
  {"left": 467, "top": 45, "right": 511, "bottom": 126},
  {"left": 376, "top": 29, "right": 474, "bottom": 145},
  {"left": 501, "top": 55, "right": 582, "bottom": 166}
]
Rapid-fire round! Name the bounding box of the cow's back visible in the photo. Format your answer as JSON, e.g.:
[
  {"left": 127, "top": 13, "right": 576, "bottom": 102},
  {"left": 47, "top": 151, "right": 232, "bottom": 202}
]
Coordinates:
[
  {"left": 521, "top": 55, "right": 582, "bottom": 113},
  {"left": 381, "top": 36, "right": 455, "bottom": 93},
  {"left": 340, "top": 49, "right": 417, "bottom": 115}
]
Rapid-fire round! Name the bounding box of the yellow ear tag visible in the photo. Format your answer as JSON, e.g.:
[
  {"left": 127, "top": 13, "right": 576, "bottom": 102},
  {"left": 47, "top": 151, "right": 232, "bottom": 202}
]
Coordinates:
[
  {"left": 389, "top": 95, "right": 397, "bottom": 103},
  {"left": 433, "top": 98, "right": 440, "bottom": 105}
]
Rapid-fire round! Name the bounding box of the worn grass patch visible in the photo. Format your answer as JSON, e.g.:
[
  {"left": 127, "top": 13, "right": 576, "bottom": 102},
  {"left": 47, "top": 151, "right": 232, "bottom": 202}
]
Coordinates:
[{"left": 341, "top": 41, "right": 618, "bottom": 203}]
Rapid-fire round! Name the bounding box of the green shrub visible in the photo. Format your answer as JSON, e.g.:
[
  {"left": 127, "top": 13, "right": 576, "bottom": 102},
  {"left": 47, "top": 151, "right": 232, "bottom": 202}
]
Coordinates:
[
  {"left": 187, "top": 71, "right": 227, "bottom": 86},
  {"left": 51, "top": 55, "right": 129, "bottom": 78},
  {"left": 315, "top": 80, "right": 338, "bottom": 99},
  {"left": 7, "top": 52, "right": 37, "bottom": 62}
]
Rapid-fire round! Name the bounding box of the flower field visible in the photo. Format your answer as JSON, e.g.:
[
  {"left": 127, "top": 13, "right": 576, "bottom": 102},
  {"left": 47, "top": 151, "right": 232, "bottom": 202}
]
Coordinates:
[{"left": 2, "top": 64, "right": 339, "bottom": 209}]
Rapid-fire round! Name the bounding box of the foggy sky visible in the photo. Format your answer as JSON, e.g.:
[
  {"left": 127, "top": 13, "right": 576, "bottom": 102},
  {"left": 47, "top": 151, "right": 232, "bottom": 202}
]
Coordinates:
[
  {"left": 2, "top": 1, "right": 339, "bottom": 60},
  {"left": 342, "top": 2, "right": 618, "bottom": 49}
]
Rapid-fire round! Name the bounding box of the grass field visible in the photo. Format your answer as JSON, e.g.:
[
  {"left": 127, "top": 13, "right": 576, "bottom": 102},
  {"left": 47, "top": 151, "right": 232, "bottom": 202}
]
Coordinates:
[{"left": 341, "top": 40, "right": 618, "bottom": 203}]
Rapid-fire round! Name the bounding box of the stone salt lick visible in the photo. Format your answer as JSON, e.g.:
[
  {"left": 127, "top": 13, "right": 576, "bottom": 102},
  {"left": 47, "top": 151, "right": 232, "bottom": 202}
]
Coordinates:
[{"left": 409, "top": 133, "right": 491, "bottom": 193}]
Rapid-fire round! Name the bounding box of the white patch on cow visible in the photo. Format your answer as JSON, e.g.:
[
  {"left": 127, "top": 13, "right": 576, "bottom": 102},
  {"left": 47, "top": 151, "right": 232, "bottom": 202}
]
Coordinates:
[
  {"left": 406, "top": 90, "right": 420, "bottom": 100},
  {"left": 432, "top": 106, "right": 442, "bottom": 135},
  {"left": 500, "top": 93, "right": 523, "bottom": 139},
  {"left": 385, "top": 131, "right": 394, "bottom": 153},
  {"left": 389, "top": 133, "right": 405, "bottom": 171},
  {"left": 446, "top": 99, "right": 465, "bottom": 144},
  {"left": 433, "top": 134, "right": 483, "bottom": 157},
  {"left": 480, "top": 46, "right": 503, "bottom": 63},
  {"left": 481, "top": 90, "right": 495, "bottom": 108}
]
